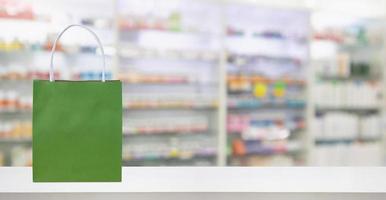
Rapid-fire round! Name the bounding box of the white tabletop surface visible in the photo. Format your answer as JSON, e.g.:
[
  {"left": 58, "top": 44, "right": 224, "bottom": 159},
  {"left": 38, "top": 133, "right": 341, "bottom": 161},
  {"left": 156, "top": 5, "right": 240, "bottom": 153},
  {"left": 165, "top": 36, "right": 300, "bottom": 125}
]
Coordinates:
[{"left": 0, "top": 167, "right": 386, "bottom": 193}]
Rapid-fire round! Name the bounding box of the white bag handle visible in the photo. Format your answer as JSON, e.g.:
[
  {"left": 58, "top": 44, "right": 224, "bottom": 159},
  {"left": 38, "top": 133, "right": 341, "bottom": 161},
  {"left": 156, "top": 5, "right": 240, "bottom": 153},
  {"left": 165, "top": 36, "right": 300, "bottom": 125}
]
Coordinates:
[{"left": 49, "top": 24, "right": 106, "bottom": 82}]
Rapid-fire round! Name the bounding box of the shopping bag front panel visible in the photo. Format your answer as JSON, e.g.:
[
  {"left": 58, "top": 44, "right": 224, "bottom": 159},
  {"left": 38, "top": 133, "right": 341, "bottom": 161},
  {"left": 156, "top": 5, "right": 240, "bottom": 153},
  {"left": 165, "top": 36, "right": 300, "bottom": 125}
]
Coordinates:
[{"left": 33, "top": 80, "right": 122, "bottom": 182}]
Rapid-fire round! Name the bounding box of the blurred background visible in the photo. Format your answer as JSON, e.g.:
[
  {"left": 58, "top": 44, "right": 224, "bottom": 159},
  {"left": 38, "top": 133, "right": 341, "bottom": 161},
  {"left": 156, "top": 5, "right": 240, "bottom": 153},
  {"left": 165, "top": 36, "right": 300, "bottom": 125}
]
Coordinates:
[{"left": 0, "top": 0, "right": 385, "bottom": 166}]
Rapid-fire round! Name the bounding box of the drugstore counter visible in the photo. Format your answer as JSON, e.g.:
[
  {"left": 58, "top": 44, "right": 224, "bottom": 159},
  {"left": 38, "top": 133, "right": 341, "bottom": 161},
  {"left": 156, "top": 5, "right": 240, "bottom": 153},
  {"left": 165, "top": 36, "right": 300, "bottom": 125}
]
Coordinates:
[
  {"left": 1, "top": 167, "right": 386, "bottom": 193},
  {"left": 0, "top": 193, "right": 385, "bottom": 200}
]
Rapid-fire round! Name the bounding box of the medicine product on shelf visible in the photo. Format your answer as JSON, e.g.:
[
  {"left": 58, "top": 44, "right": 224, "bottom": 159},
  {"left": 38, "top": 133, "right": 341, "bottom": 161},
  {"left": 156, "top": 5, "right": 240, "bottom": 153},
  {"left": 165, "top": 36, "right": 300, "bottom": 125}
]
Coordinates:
[
  {"left": 11, "top": 146, "right": 32, "bottom": 166},
  {"left": 314, "top": 81, "right": 380, "bottom": 108},
  {"left": 0, "top": 121, "right": 32, "bottom": 140},
  {"left": 311, "top": 142, "right": 382, "bottom": 166},
  {"left": 0, "top": 152, "right": 3, "bottom": 166}
]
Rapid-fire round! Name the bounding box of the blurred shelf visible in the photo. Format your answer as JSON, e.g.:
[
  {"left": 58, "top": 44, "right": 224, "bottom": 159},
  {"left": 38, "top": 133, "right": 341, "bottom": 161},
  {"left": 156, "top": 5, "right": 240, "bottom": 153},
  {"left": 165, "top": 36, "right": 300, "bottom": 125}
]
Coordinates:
[
  {"left": 0, "top": 79, "right": 33, "bottom": 82},
  {"left": 124, "top": 105, "right": 217, "bottom": 111},
  {"left": 315, "top": 137, "right": 381, "bottom": 145},
  {"left": 315, "top": 106, "right": 380, "bottom": 113},
  {"left": 316, "top": 75, "right": 380, "bottom": 81},
  {"left": 226, "top": 34, "right": 305, "bottom": 44},
  {"left": 0, "top": 42, "right": 113, "bottom": 56},
  {"left": 313, "top": 36, "right": 382, "bottom": 48},
  {"left": 228, "top": 90, "right": 304, "bottom": 96},
  {"left": 228, "top": 127, "right": 305, "bottom": 139},
  {"left": 119, "top": 28, "right": 215, "bottom": 36},
  {"left": 122, "top": 81, "right": 187, "bottom": 85},
  {"left": 0, "top": 16, "right": 47, "bottom": 22},
  {"left": 227, "top": 75, "right": 305, "bottom": 83},
  {"left": 0, "top": 78, "right": 212, "bottom": 84},
  {"left": 0, "top": 105, "right": 217, "bottom": 114},
  {"left": 0, "top": 138, "right": 31, "bottom": 144},
  {"left": 122, "top": 81, "right": 218, "bottom": 86},
  {"left": 230, "top": 148, "right": 302, "bottom": 158},
  {"left": 118, "top": 72, "right": 217, "bottom": 85},
  {"left": 227, "top": 53, "right": 303, "bottom": 62},
  {"left": 0, "top": 49, "right": 99, "bottom": 55},
  {"left": 230, "top": 139, "right": 303, "bottom": 158},
  {"left": 123, "top": 129, "right": 209, "bottom": 137},
  {"left": 228, "top": 102, "right": 305, "bottom": 110},
  {"left": 123, "top": 151, "right": 216, "bottom": 162},
  {"left": 0, "top": 109, "right": 32, "bottom": 114},
  {"left": 119, "top": 49, "right": 219, "bottom": 61},
  {"left": 226, "top": 38, "right": 306, "bottom": 61}
]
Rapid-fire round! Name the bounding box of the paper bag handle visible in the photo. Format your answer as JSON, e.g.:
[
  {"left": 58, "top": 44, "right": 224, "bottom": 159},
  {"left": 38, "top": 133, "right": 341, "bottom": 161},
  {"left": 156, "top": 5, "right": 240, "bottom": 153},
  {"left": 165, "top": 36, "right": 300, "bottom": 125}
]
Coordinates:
[{"left": 49, "top": 24, "right": 106, "bottom": 82}]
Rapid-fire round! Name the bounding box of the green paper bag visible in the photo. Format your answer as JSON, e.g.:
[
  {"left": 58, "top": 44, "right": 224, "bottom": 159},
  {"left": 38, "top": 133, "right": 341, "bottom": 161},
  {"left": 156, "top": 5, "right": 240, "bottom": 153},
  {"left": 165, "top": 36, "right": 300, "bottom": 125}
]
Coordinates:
[{"left": 33, "top": 25, "right": 122, "bottom": 182}]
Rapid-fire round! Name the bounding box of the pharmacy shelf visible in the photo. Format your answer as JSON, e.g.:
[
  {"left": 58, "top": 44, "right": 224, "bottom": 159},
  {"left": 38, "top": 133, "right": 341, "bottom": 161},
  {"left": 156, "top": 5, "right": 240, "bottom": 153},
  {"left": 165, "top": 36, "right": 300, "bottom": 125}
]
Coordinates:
[
  {"left": 315, "top": 138, "right": 381, "bottom": 145},
  {"left": 228, "top": 128, "right": 304, "bottom": 137},
  {"left": 315, "top": 107, "right": 380, "bottom": 113},
  {"left": 225, "top": 5, "right": 309, "bottom": 166},
  {"left": 1, "top": 0, "right": 386, "bottom": 167},
  {"left": 0, "top": 106, "right": 217, "bottom": 114},
  {"left": 316, "top": 75, "right": 381, "bottom": 81},
  {"left": 0, "top": 110, "right": 32, "bottom": 114},
  {"left": 118, "top": 49, "right": 220, "bottom": 62},
  {"left": 123, "top": 130, "right": 210, "bottom": 137},
  {"left": 309, "top": 13, "right": 386, "bottom": 166},
  {"left": 231, "top": 150, "right": 302, "bottom": 157},
  {"left": 123, "top": 106, "right": 217, "bottom": 111},
  {"left": 115, "top": 0, "right": 222, "bottom": 167},
  {"left": 1, "top": 167, "right": 386, "bottom": 192},
  {"left": 0, "top": 48, "right": 102, "bottom": 55},
  {"left": 228, "top": 104, "right": 305, "bottom": 110},
  {"left": 0, "top": 139, "right": 31, "bottom": 144},
  {"left": 123, "top": 153, "right": 216, "bottom": 163}
]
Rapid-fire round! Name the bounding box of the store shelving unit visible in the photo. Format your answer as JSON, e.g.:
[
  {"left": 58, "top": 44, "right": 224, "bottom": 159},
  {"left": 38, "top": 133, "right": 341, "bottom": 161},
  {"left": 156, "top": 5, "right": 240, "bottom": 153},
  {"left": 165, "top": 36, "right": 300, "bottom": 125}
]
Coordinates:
[
  {"left": 0, "top": 0, "right": 115, "bottom": 166},
  {"left": 309, "top": 12, "right": 385, "bottom": 166},
  {"left": 116, "top": 0, "right": 222, "bottom": 166},
  {"left": 1, "top": 0, "right": 386, "bottom": 167},
  {"left": 224, "top": 5, "right": 310, "bottom": 166}
]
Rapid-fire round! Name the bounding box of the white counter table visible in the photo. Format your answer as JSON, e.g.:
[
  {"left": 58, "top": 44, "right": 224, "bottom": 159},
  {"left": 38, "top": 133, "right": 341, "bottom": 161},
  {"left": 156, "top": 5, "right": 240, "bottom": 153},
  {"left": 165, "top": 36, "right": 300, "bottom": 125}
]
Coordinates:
[{"left": 0, "top": 167, "right": 386, "bottom": 193}]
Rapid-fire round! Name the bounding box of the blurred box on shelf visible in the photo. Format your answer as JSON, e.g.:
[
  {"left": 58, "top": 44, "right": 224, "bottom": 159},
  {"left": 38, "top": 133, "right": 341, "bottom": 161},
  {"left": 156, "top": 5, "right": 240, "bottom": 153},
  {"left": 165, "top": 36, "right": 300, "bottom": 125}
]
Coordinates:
[{"left": 311, "top": 142, "right": 383, "bottom": 166}]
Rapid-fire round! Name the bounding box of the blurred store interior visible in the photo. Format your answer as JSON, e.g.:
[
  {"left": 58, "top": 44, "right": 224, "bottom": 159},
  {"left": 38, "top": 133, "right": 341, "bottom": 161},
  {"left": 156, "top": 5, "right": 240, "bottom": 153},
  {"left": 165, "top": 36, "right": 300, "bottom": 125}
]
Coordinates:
[{"left": 0, "top": 0, "right": 386, "bottom": 166}]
